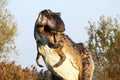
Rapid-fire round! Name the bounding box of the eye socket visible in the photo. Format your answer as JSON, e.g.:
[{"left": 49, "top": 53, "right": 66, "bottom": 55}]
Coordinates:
[
  {"left": 47, "top": 19, "right": 56, "bottom": 29},
  {"left": 50, "top": 20, "right": 55, "bottom": 25}
]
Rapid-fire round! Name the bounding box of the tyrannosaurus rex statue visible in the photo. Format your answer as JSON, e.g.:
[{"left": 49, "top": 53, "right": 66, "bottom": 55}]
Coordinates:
[{"left": 34, "top": 9, "right": 94, "bottom": 80}]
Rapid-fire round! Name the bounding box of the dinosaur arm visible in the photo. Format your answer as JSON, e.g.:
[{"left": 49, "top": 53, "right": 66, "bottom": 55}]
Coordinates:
[
  {"left": 54, "top": 49, "right": 66, "bottom": 67},
  {"left": 36, "top": 51, "right": 44, "bottom": 67},
  {"left": 36, "top": 41, "right": 44, "bottom": 67}
]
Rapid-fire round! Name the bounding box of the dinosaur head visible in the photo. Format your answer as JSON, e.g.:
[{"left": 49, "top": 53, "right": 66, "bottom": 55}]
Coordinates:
[
  {"left": 37, "top": 9, "right": 65, "bottom": 32},
  {"left": 35, "top": 9, "right": 65, "bottom": 46}
]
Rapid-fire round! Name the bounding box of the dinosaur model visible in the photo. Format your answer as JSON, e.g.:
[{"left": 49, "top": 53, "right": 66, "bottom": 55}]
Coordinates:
[{"left": 34, "top": 9, "right": 94, "bottom": 80}]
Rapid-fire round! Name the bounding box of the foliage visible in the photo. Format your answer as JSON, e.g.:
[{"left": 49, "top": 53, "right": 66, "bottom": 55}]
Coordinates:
[
  {"left": 0, "top": 0, "right": 17, "bottom": 61},
  {"left": 0, "top": 61, "right": 52, "bottom": 80},
  {"left": 87, "top": 16, "right": 120, "bottom": 80}
]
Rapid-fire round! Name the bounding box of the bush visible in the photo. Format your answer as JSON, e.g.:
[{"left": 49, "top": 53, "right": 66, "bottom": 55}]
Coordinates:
[{"left": 0, "top": 61, "right": 52, "bottom": 80}]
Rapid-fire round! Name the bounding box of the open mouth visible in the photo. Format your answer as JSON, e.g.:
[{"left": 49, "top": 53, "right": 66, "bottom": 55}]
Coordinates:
[{"left": 39, "top": 25, "right": 56, "bottom": 44}]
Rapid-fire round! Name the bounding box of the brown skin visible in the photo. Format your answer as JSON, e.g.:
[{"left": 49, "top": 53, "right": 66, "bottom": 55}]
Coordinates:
[
  {"left": 35, "top": 9, "right": 66, "bottom": 68},
  {"left": 75, "top": 43, "right": 95, "bottom": 80},
  {"left": 36, "top": 26, "right": 66, "bottom": 68},
  {"left": 34, "top": 9, "right": 94, "bottom": 80},
  {"left": 52, "top": 33, "right": 94, "bottom": 80},
  {"left": 50, "top": 34, "right": 66, "bottom": 67}
]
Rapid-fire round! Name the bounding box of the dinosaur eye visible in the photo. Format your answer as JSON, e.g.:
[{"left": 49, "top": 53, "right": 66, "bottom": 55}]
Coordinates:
[
  {"left": 49, "top": 20, "right": 56, "bottom": 28},
  {"left": 50, "top": 20, "right": 55, "bottom": 25}
]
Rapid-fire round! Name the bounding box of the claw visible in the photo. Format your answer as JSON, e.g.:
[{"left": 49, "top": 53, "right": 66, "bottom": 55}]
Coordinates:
[
  {"left": 54, "top": 62, "right": 62, "bottom": 67},
  {"left": 38, "top": 64, "right": 44, "bottom": 67}
]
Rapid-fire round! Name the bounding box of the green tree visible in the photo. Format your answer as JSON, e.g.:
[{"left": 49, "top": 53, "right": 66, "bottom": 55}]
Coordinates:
[
  {"left": 86, "top": 16, "right": 120, "bottom": 80},
  {"left": 0, "top": 0, "right": 17, "bottom": 61}
]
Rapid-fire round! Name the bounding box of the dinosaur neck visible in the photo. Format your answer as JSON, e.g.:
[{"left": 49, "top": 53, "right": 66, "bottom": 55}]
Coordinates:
[
  {"left": 60, "top": 34, "right": 75, "bottom": 47},
  {"left": 60, "top": 34, "right": 81, "bottom": 55}
]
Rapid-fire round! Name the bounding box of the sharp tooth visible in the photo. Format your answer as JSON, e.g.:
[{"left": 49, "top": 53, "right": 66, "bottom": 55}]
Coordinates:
[
  {"left": 39, "top": 26, "right": 44, "bottom": 33},
  {"left": 50, "top": 30, "right": 55, "bottom": 33}
]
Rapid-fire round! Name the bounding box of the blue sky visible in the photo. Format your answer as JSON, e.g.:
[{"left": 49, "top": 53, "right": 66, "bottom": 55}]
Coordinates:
[{"left": 7, "top": 0, "right": 120, "bottom": 69}]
